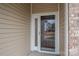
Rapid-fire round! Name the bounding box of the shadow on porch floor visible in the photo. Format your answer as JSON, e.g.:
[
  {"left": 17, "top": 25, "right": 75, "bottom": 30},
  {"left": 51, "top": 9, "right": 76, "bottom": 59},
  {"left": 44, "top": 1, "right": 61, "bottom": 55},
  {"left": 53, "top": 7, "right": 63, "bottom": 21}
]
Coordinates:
[{"left": 28, "top": 51, "right": 60, "bottom": 56}]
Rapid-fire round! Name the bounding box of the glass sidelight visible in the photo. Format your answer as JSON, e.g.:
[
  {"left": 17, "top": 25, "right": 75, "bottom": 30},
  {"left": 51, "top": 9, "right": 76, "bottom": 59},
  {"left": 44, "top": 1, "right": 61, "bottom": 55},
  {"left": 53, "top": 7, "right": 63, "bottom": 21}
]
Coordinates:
[
  {"left": 35, "top": 18, "right": 38, "bottom": 46},
  {"left": 41, "top": 15, "right": 55, "bottom": 52}
]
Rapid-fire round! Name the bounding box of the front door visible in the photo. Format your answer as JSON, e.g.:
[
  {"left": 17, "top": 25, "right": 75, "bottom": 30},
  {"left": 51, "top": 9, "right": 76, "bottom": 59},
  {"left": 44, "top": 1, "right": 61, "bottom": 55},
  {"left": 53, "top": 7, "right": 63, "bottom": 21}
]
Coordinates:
[{"left": 31, "top": 12, "right": 59, "bottom": 54}]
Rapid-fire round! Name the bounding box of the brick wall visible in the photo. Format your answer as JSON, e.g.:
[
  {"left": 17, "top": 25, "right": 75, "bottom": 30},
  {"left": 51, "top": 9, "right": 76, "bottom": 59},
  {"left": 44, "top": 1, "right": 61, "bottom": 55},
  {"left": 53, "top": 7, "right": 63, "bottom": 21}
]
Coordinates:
[{"left": 69, "top": 3, "right": 79, "bottom": 56}]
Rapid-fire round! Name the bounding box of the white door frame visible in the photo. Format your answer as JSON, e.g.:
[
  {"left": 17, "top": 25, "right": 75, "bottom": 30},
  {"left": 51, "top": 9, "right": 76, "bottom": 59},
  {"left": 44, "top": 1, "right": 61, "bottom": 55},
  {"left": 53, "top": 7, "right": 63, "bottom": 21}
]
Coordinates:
[{"left": 31, "top": 12, "right": 59, "bottom": 54}]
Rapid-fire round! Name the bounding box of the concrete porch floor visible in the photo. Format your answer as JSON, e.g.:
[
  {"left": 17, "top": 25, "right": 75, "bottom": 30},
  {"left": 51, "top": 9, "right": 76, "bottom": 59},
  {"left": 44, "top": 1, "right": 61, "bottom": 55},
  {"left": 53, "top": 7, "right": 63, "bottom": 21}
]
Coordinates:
[{"left": 28, "top": 51, "right": 60, "bottom": 56}]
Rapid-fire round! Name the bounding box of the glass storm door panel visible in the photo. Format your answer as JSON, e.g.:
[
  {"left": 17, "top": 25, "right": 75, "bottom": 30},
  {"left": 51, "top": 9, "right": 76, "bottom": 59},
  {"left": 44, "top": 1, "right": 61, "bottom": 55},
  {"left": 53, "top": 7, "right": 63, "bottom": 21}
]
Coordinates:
[{"left": 41, "top": 15, "right": 55, "bottom": 52}]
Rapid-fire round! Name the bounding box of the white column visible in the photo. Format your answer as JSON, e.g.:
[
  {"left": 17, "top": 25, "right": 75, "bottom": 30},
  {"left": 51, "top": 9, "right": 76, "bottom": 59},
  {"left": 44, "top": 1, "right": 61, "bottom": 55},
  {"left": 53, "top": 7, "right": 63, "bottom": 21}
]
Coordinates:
[{"left": 65, "top": 3, "right": 69, "bottom": 56}]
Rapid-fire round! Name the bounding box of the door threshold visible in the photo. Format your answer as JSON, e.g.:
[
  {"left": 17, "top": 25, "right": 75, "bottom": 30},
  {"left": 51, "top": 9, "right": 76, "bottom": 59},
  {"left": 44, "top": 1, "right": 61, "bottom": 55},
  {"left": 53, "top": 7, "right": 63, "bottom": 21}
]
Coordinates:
[{"left": 41, "top": 47, "right": 55, "bottom": 52}]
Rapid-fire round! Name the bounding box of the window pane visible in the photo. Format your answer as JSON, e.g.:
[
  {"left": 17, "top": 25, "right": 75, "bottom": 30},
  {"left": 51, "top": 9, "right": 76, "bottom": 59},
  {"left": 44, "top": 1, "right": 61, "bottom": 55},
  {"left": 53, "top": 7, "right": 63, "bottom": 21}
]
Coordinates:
[
  {"left": 41, "top": 15, "right": 55, "bottom": 52},
  {"left": 35, "top": 18, "right": 38, "bottom": 46}
]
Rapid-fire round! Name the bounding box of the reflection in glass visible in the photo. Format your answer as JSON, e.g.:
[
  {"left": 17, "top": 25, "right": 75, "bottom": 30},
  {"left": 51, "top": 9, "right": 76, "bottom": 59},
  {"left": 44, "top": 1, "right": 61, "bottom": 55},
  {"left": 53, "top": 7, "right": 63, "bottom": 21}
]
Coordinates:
[{"left": 41, "top": 15, "right": 55, "bottom": 52}]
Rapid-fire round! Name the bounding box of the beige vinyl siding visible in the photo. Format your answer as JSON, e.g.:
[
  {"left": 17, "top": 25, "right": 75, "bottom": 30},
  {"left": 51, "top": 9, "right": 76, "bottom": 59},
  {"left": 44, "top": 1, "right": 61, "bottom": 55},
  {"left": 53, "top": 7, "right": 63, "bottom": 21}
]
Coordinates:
[
  {"left": 0, "top": 4, "right": 31, "bottom": 56},
  {"left": 32, "top": 3, "right": 58, "bottom": 13},
  {"left": 32, "top": 3, "right": 65, "bottom": 56}
]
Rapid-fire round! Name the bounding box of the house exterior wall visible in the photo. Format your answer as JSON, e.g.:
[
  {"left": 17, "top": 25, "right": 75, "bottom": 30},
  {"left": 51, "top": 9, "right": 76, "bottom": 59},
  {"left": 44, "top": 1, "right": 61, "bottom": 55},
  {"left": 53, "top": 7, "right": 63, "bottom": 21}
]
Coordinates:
[
  {"left": 69, "top": 3, "right": 79, "bottom": 56},
  {"left": 32, "top": 3, "right": 58, "bottom": 13},
  {"left": 0, "top": 4, "right": 31, "bottom": 56},
  {"left": 0, "top": 3, "right": 65, "bottom": 56},
  {"left": 32, "top": 3, "right": 65, "bottom": 56}
]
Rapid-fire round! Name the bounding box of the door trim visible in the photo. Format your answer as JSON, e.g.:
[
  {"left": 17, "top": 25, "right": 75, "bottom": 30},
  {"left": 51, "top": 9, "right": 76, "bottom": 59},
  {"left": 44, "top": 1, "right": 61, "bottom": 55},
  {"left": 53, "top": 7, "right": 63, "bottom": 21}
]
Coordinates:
[
  {"left": 65, "top": 3, "right": 69, "bottom": 56},
  {"left": 31, "top": 12, "right": 59, "bottom": 54}
]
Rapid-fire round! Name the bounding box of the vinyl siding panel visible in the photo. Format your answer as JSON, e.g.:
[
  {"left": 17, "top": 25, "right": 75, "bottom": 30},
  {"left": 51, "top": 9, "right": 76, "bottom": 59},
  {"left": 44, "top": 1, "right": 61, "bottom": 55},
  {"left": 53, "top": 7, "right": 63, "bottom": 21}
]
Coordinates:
[
  {"left": 0, "top": 4, "right": 31, "bottom": 56},
  {"left": 32, "top": 3, "right": 58, "bottom": 13}
]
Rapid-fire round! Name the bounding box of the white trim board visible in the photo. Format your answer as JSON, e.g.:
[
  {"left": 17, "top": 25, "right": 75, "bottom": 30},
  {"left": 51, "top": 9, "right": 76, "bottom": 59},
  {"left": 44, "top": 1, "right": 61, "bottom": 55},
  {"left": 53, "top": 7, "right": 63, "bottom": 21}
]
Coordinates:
[
  {"left": 31, "top": 12, "right": 60, "bottom": 55},
  {"left": 65, "top": 3, "right": 69, "bottom": 56}
]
